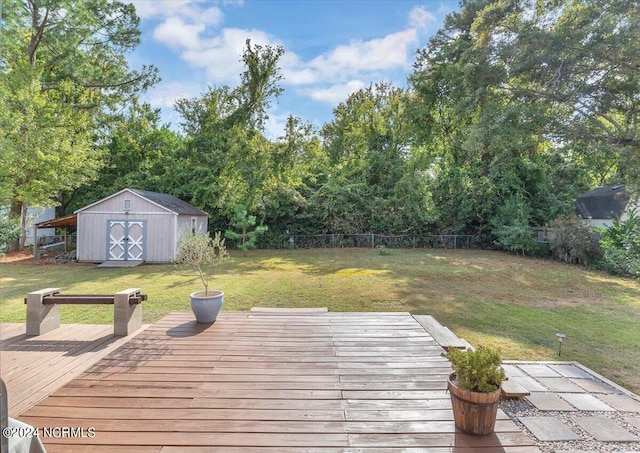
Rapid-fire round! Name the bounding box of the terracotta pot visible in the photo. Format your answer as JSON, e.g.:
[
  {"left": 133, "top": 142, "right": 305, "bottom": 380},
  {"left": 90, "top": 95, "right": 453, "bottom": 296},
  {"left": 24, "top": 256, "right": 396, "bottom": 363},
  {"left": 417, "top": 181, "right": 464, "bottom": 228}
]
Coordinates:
[
  {"left": 189, "top": 290, "right": 223, "bottom": 323},
  {"left": 448, "top": 373, "right": 501, "bottom": 436}
]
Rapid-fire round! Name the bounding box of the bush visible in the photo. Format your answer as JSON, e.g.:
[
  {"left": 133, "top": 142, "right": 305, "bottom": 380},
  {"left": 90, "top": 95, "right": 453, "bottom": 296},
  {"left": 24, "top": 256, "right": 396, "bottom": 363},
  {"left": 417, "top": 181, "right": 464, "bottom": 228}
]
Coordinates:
[
  {"left": 491, "top": 196, "right": 537, "bottom": 256},
  {"left": 548, "top": 214, "right": 602, "bottom": 266},
  {"left": 0, "top": 214, "right": 20, "bottom": 255},
  {"left": 597, "top": 209, "right": 640, "bottom": 277},
  {"left": 444, "top": 346, "right": 506, "bottom": 393}
]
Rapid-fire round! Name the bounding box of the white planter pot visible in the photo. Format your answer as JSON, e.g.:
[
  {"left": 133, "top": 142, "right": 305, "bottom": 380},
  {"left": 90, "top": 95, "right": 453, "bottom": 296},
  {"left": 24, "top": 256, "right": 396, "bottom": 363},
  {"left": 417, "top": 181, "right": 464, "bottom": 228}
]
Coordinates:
[{"left": 190, "top": 290, "right": 224, "bottom": 323}]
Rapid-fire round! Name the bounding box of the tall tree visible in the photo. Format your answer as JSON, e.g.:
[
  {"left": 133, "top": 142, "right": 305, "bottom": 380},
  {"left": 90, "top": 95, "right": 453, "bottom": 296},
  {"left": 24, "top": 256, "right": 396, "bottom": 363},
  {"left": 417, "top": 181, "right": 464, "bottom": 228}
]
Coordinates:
[
  {"left": 408, "top": 0, "right": 639, "bottom": 242},
  {"left": 175, "top": 40, "right": 285, "bottom": 219},
  {"left": 0, "top": 0, "right": 158, "bottom": 249},
  {"left": 319, "top": 83, "right": 433, "bottom": 234},
  {"left": 59, "top": 102, "right": 186, "bottom": 214}
]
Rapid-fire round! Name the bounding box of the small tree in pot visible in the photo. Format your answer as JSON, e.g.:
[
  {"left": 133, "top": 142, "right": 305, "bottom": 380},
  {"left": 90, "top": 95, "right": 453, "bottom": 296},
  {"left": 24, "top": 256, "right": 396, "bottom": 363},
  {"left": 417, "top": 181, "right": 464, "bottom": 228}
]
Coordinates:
[
  {"left": 444, "top": 346, "right": 506, "bottom": 436},
  {"left": 176, "top": 231, "right": 229, "bottom": 322}
]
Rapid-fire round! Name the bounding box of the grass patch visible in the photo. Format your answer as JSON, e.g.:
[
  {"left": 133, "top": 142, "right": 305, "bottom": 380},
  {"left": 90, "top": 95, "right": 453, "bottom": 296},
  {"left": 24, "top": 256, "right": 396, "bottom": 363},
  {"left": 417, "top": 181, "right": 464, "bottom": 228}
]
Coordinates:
[{"left": 1, "top": 248, "right": 639, "bottom": 394}]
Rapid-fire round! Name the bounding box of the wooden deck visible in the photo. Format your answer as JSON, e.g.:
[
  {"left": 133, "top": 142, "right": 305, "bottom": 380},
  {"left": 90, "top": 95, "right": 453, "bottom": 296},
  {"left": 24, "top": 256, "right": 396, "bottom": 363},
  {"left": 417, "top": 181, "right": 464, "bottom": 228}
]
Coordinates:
[
  {"left": 8, "top": 311, "right": 539, "bottom": 452},
  {"left": 0, "top": 322, "right": 146, "bottom": 416}
]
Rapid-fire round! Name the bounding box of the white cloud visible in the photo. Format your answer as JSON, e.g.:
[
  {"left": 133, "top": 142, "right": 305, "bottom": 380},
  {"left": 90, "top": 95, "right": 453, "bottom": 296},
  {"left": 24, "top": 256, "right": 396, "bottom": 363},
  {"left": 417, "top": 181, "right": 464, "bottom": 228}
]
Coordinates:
[
  {"left": 181, "top": 28, "right": 281, "bottom": 84},
  {"left": 306, "top": 80, "right": 366, "bottom": 105},
  {"left": 153, "top": 17, "right": 205, "bottom": 50},
  {"left": 136, "top": 0, "right": 441, "bottom": 123},
  {"left": 145, "top": 81, "right": 205, "bottom": 109},
  {"left": 130, "top": 1, "right": 222, "bottom": 23},
  {"left": 409, "top": 5, "right": 436, "bottom": 30},
  {"left": 263, "top": 110, "right": 292, "bottom": 141},
  {"left": 307, "top": 29, "right": 417, "bottom": 83}
]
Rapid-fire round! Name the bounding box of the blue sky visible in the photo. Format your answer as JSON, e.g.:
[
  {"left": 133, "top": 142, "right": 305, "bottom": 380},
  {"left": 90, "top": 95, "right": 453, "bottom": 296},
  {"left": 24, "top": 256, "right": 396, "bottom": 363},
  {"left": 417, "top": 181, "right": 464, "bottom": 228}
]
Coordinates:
[{"left": 128, "top": 0, "right": 459, "bottom": 138}]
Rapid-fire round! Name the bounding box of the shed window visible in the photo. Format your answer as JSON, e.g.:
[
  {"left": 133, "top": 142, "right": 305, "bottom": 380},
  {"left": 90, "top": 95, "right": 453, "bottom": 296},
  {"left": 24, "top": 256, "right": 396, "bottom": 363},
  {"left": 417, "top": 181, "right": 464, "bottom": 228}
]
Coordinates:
[
  {"left": 124, "top": 199, "right": 131, "bottom": 211},
  {"left": 191, "top": 217, "right": 197, "bottom": 233}
]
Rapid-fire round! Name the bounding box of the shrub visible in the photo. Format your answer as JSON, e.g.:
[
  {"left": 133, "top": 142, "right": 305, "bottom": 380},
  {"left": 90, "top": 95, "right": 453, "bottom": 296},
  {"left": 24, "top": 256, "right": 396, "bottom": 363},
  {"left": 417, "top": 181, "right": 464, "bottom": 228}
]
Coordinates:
[
  {"left": 0, "top": 214, "right": 20, "bottom": 255},
  {"left": 597, "top": 209, "right": 640, "bottom": 277},
  {"left": 175, "top": 231, "right": 229, "bottom": 294},
  {"left": 444, "top": 346, "right": 506, "bottom": 393},
  {"left": 548, "top": 214, "right": 602, "bottom": 266},
  {"left": 491, "top": 196, "right": 537, "bottom": 256}
]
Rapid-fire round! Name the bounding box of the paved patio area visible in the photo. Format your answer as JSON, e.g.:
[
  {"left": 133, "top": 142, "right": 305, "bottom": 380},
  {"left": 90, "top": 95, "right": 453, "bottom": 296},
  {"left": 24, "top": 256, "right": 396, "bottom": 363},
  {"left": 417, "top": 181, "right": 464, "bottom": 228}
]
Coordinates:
[
  {"left": 5, "top": 310, "right": 539, "bottom": 452},
  {"left": 501, "top": 362, "right": 640, "bottom": 447}
]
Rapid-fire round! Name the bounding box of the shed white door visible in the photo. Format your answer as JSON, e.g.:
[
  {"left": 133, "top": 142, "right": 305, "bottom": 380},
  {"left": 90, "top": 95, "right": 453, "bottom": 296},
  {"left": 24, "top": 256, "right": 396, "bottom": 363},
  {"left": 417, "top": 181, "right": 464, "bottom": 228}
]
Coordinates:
[{"left": 107, "top": 220, "right": 145, "bottom": 261}]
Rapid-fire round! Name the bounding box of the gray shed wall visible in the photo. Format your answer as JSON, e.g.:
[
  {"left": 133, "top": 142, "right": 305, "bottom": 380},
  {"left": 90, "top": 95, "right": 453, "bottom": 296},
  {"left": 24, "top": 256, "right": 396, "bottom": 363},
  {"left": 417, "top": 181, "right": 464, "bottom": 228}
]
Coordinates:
[{"left": 76, "top": 191, "right": 207, "bottom": 263}]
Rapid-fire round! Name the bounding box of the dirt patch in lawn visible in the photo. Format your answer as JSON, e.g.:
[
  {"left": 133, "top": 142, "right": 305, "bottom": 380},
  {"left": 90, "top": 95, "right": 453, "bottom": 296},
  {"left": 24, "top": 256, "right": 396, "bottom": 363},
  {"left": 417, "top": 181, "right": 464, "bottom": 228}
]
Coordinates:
[{"left": 0, "top": 250, "right": 34, "bottom": 263}]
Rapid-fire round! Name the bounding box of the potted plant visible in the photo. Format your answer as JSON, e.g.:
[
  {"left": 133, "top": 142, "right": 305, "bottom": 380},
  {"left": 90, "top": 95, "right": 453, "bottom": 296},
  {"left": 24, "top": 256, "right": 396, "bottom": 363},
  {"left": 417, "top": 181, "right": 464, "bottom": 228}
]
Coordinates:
[
  {"left": 175, "top": 230, "right": 229, "bottom": 323},
  {"left": 443, "top": 346, "right": 506, "bottom": 436}
]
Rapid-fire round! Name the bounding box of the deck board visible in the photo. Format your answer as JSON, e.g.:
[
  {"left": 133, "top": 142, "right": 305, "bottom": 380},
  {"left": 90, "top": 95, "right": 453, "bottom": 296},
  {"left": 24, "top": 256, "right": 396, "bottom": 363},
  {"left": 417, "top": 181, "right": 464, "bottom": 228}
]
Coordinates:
[
  {"left": 8, "top": 311, "right": 538, "bottom": 451},
  {"left": 0, "top": 323, "right": 147, "bottom": 416}
]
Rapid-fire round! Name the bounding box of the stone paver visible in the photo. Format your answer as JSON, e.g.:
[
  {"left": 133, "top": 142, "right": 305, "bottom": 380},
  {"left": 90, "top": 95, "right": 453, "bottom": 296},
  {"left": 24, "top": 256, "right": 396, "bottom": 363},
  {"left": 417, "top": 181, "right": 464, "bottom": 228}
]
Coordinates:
[
  {"left": 571, "top": 416, "right": 639, "bottom": 442},
  {"left": 502, "top": 364, "right": 527, "bottom": 377},
  {"left": 526, "top": 392, "right": 577, "bottom": 411},
  {"left": 626, "top": 415, "right": 640, "bottom": 430},
  {"left": 518, "top": 364, "right": 562, "bottom": 378},
  {"left": 559, "top": 393, "right": 616, "bottom": 411},
  {"left": 597, "top": 393, "right": 640, "bottom": 412},
  {"left": 548, "top": 364, "right": 593, "bottom": 379},
  {"left": 511, "top": 375, "right": 549, "bottom": 392},
  {"left": 536, "top": 377, "right": 585, "bottom": 393},
  {"left": 519, "top": 416, "right": 581, "bottom": 441},
  {"left": 570, "top": 378, "right": 621, "bottom": 394}
]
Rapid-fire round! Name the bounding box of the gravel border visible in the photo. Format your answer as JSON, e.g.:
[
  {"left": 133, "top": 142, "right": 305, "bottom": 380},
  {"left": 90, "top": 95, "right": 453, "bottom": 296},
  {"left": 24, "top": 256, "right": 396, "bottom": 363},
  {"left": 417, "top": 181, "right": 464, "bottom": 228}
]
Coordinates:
[{"left": 501, "top": 398, "right": 640, "bottom": 452}]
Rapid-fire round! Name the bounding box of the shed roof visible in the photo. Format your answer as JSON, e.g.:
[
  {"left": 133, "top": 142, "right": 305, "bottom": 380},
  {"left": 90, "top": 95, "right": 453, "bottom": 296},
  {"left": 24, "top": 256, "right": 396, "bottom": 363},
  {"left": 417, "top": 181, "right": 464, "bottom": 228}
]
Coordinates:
[
  {"left": 129, "top": 189, "right": 208, "bottom": 216},
  {"left": 34, "top": 213, "right": 77, "bottom": 229},
  {"left": 75, "top": 188, "right": 208, "bottom": 217},
  {"left": 575, "top": 185, "right": 630, "bottom": 220}
]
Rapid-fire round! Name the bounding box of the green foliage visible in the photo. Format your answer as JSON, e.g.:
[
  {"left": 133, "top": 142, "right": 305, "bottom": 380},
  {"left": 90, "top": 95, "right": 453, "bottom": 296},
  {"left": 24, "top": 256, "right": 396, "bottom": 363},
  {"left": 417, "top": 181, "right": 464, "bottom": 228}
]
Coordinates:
[
  {"left": 175, "top": 231, "right": 229, "bottom": 294},
  {"left": 444, "top": 346, "right": 506, "bottom": 393},
  {"left": 317, "top": 83, "right": 435, "bottom": 234},
  {"left": 409, "top": 0, "right": 640, "bottom": 239},
  {"left": 224, "top": 205, "right": 268, "bottom": 252},
  {"left": 0, "top": 213, "right": 20, "bottom": 254},
  {"left": 61, "top": 102, "right": 186, "bottom": 212},
  {"left": 491, "top": 196, "right": 537, "bottom": 256},
  {"left": 1, "top": 0, "right": 157, "bottom": 247},
  {"left": 173, "top": 40, "right": 287, "bottom": 218},
  {"left": 597, "top": 209, "right": 640, "bottom": 277},
  {"left": 549, "top": 215, "right": 603, "bottom": 266},
  {"left": 377, "top": 245, "right": 390, "bottom": 256}
]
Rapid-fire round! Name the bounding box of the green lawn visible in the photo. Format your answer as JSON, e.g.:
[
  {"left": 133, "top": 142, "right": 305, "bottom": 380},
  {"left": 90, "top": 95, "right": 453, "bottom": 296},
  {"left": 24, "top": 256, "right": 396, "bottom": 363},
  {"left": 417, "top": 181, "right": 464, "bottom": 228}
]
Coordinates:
[{"left": 2, "top": 248, "right": 639, "bottom": 394}]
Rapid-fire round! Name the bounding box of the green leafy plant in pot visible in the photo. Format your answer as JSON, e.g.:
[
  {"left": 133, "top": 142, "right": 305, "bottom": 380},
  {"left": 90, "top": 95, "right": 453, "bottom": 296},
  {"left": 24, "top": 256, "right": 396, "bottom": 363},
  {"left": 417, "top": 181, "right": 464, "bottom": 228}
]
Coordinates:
[
  {"left": 176, "top": 230, "right": 229, "bottom": 323},
  {"left": 443, "top": 346, "right": 506, "bottom": 436}
]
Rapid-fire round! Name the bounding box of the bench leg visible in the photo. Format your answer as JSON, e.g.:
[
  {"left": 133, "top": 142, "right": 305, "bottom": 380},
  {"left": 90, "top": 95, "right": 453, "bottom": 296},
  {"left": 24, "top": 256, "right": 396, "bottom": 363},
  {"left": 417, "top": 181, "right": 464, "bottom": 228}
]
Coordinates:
[
  {"left": 26, "top": 288, "right": 61, "bottom": 336},
  {"left": 114, "top": 288, "right": 142, "bottom": 336}
]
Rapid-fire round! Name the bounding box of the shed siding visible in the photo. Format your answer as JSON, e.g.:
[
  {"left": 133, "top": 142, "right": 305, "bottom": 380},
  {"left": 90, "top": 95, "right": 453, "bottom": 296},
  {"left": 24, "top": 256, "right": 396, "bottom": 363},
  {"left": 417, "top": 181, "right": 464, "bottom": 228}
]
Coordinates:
[
  {"left": 76, "top": 189, "right": 208, "bottom": 263},
  {"left": 82, "top": 191, "right": 166, "bottom": 214},
  {"left": 174, "top": 215, "right": 209, "bottom": 260},
  {"left": 144, "top": 213, "right": 178, "bottom": 263},
  {"left": 77, "top": 212, "right": 181, "bottom": 263}
]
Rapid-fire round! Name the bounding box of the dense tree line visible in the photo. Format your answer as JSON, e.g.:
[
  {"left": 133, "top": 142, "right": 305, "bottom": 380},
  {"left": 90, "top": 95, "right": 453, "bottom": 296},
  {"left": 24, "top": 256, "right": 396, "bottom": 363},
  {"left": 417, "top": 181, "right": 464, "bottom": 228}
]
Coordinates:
[{"left": 2, "top": 0, "right": 638, "bottom": 255}]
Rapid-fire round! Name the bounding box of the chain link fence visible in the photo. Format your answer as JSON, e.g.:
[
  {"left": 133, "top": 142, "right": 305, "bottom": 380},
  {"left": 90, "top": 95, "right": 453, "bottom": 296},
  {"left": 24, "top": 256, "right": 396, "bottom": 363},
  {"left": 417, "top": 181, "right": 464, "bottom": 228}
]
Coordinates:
[{"left": 271, "top": 233, "right": 480, "bottom": 250}]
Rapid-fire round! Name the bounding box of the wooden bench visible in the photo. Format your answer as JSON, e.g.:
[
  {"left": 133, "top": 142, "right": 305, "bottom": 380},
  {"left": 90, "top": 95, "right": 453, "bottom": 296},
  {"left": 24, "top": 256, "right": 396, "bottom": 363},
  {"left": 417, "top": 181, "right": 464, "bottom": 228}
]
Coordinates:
[{"left": 24, "top": 288, "right": 146, "bottom": 336}]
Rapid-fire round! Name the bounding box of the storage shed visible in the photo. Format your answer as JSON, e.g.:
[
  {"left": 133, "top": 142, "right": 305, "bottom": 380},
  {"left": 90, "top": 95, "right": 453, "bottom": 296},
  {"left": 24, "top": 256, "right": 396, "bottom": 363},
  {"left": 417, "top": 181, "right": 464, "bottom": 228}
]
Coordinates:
[
  {"left": 75, "top": 188, "right": 208, "bottom": 264},
  {"left": 575, "top": 185, "right": 638, "bottom": 228}
]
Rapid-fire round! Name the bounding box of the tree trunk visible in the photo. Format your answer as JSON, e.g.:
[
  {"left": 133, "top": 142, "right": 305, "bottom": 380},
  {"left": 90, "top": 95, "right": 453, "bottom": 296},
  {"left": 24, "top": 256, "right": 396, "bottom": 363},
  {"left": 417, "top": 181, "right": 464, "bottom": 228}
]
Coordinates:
[{"left": 7, "top": 201, "right": 26, "bottom": 252}]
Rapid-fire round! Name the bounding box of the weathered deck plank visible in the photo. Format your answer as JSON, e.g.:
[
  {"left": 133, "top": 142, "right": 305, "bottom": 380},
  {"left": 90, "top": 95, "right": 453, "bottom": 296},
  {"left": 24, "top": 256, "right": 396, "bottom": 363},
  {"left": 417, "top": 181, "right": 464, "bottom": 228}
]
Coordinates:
[
  {"left": 9, "top": 311, "right": 538, "bottom": 451},
  {"left": 0, "top": 323, "right": 147, "bottom": 416}
]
